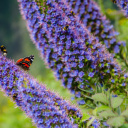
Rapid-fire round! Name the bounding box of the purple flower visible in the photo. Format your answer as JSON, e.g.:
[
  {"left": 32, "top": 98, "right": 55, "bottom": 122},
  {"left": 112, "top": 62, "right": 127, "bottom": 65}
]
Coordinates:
[
  {"left": 77, "top": 100, "right": 85, "bottom": 105},
  {"left": 91, "top": 119, "right": 100, "bottom": 128},
  {"left": 111, "top": 79, "right": 115, "bottom": 83},
  {"left": 122, "top": 82, "right": 126, "bottom": 86},
  {"left": 88, "top": 72, "right": 94, "bottom": 77},
  {"left": 0, "top": 54, "right": 82, "bottom": 127},
  {"left": 114, "top": 45, "right": 120, "bottom": 53},
  {"left": 75, "top": 92, "right": 81, "bottom": 98},
  {"left": 103, "top": 122, "right": 110, "bottom": 127},
  {"left": 87, "top": 117, "right": 100, "bottom": 128},
  {"left": 112, "top": 0, "right": 128, "bottom": 16},
  {"left": 17, "top": 0, "right": 128, "bottom": 108},
  {"left": 78, "top": 71, "right": 85, "bottom": 78},
  {"left": 66, "top": 0, "right": 125, "bottom": 53},
  {"left": 112, "top": 95, "right": 118, "bottom": 97}
]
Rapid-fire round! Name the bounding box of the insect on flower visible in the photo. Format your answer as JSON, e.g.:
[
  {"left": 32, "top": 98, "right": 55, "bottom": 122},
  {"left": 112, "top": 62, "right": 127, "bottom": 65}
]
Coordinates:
[
  {"left": 12, "top": 93, "right": 18, "bottom": 101},
  {"left": 63, "top": 25, "right": 69, "bottom": 31},
  {"left": 16, "top": 55, "right": 34, "bottom": 70},
  {"left": 70, "top": 11, "right": 75, "bottom": 16},
  {"left": 0, "top": 45, "right": 7, "bottom": 56}
]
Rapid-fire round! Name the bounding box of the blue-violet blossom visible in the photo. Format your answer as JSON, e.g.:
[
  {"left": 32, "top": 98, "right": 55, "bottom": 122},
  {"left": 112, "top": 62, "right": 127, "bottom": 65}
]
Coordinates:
[
  {"left": 17, "top": 0, "right": 128, "bottom": 102},
  {"left": 112, "top": 0, "right": 128, "bottom": 16},
  {"left": 0, "top": 53, "right": 82, "bottom": 128}
]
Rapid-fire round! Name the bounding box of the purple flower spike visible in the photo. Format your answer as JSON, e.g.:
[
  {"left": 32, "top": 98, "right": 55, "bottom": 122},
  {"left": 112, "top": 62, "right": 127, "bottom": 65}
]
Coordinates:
[
  {"left": 112, "top": 0, "right": 128, "bottom": 16},
  {"left": 17, "top": 0, "right": 128, "bottom": 101},
  {"left": 65, "top": 0, "right": 125, "bottom": 54},
  {"left": 0, "top": 53, "right": 82, "bottom": 128}
]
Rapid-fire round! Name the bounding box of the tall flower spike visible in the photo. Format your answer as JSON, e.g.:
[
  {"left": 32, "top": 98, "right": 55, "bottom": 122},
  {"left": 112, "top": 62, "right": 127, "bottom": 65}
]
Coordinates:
[
  {"left": 0, "top": 53, "right": 82, "bottom": 128},
  {"left": 17, "top": 0, "right": 128, "bottom": 103},
  {"left": 64, "top": 0, "right": 125, "bottom": 54},
  {"left": 111, "top": 0, "right": 128, "bottom": 16}
]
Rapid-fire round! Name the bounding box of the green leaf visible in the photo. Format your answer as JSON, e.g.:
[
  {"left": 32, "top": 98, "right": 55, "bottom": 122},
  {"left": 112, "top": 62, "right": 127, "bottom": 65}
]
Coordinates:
[
  {"left": 83, "top": 94, "right": 93, "bottom": 99},
  {"left": 111, "top": 97, "right": 123, "bottom": 108},
  {"left": 78, "top": 87, "right": 93, "bottom": 93},
  {"left": 81, "top": 113, "right": 90, "bottom": 122},
  {"left": 99, "top": 110, "right": 117, "bottom": 118},
  {"left": 93, "top": 105, "right": 111, "bottom": 116},
  {"left": 119, "top": 124, "right": 128, "bottom": 128},
  {"left": 92, "top": 93, "right": 109, "bottom": 104},
  {"left": 96, "top": 105, "right": 111, "bottom": 113},
  {"left": 121, "top": 109, "right": 128, "bottom": 117},
  {"left": 87, "top": 116, "right": 95, "bottom": 127},
  {"left": 107, "top": 116, "right": 125, "bottom": 127},
  {"left": 81, "top": 89, "right": 94, "bottom": 94}
]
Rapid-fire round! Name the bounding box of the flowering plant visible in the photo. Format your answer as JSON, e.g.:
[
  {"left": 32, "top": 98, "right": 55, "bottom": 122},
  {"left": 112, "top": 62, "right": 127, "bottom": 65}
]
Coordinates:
[
  {"left": 112, "top": 0, "right": 128, "bottom": 16},
  {"left": 1, "top": 0, "right": 128, "bottom": 127}
]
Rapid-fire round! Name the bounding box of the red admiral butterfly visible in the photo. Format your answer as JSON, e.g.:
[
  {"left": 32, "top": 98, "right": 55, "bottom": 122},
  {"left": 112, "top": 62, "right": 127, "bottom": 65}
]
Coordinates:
[
  {"left": 16, "top": 55, "right": 34, "bottom": 70},
  {"left": 0, "top": 45, "right": 7, "bottom": 56}
]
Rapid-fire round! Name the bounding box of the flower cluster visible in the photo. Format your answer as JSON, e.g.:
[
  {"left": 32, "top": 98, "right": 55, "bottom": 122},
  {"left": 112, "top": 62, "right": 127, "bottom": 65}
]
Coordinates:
[
  {"left": 17, "top": 0, "right": 128, "bottom": 103},
  {"left": 0, "top": 53, "right": 82, "bottom": 128},
  {"left": 65, "top": 0, "right": 125, "bottom": 54},
  {"left": 112, "top": 0, "right": 128, "bottom": 16}
]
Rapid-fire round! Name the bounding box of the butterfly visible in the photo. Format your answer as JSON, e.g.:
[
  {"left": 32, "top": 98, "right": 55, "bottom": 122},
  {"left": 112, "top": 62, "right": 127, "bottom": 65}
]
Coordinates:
[
  {"left": 16, "top": 55, "right": 34, "bottom": 70},
  {"left": 0, "top": 45, "right": 7, "bottom": 56}
]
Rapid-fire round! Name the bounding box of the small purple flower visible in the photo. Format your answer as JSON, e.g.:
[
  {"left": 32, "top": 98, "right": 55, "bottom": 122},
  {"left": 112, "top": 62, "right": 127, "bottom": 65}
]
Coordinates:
[
  {"left": 111, "top": 79, "right": 115, "bottom": 83},
  {"left": 103, "top": 122, "right": 110, "bottom": 127},
  {"left": 124, "top": 73, "right": 128, "bottom": 78},
  {"left": 80, "top": 84, "right": 84, "bottom": 89},
  {"left": 78, "top": 71, "right": 85, "bottom": 78},
  {"left": 75, "top": 92, "right": 81, "bottom": 98},
  {"left": 78, "top": 62, "right": 84, "bottom": 68},
  {"left": 114, "top": 45, "right": 120, "bottom": 53},
  {"left": 112, "top": 95, "right": 118, "bottom": 97},
  {"left": 122, "top": 82, "right": 126, "bottom": 86},
  {"left": 91, "top": 119, "right": 100, "bottom": 128},
  {"left": 88, "top": 72, "right": 94, "bottom": 77},
  {"left": 77, "top": 100, "right": 85, "bottom": 105}
]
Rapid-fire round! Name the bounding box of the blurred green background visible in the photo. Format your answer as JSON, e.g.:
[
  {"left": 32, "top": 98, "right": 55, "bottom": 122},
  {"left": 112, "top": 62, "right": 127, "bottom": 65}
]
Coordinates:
[{"left": 0, "top": 0, "right": 128, "bottom": 128}]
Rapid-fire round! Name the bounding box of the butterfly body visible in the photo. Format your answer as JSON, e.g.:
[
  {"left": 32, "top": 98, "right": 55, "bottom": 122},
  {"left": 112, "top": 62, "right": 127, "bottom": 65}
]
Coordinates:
[
  {"left": 0, "top": 45, "right": 7, "bottom": 56},
  {"left": 16, "top": 55, "right": 34, "bottom": 70}
]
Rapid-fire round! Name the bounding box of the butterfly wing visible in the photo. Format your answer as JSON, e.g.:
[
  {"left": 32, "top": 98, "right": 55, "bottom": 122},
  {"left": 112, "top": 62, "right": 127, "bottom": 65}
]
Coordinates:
[
  {"left": 24, "top": 55, "right": 34, "bottom": 64},
  {"left": 16, "top": 55, "right": 34, "bottom": 70},
  {"left": 16, "top": 58, "right": 24, "bottom": 65}
]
